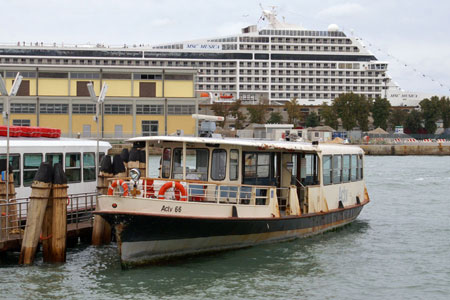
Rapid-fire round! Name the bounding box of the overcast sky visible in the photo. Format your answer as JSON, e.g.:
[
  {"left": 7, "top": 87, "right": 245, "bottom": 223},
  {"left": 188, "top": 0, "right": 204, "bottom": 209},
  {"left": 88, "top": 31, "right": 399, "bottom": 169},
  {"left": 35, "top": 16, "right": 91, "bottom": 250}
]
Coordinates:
[{"left": 1, "top": 0, "right": 449, "bottom": 96}]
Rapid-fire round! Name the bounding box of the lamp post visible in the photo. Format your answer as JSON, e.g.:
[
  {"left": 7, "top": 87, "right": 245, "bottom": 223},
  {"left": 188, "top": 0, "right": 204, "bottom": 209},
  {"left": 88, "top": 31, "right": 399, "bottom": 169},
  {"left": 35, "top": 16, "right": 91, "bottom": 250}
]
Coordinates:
[
  {"left": 87, "top": 82, "right": 108, "bottom": 183},
  {"left": 0, "top": 72, "right": 23, "bottom": 203}
]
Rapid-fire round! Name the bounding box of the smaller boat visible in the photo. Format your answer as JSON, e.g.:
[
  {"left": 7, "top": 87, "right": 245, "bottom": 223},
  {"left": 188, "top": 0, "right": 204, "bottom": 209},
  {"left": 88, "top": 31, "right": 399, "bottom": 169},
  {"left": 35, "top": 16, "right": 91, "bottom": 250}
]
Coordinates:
[{"left": 96, "top": 134, "right": 370, "bottom": 268}]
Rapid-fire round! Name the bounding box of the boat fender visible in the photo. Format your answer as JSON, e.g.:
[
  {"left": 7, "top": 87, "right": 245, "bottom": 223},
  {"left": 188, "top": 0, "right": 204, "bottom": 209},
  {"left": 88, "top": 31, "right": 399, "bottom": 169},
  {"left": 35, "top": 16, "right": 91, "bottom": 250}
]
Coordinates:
[
  {"left": 158, "top": 181, "right": 187, "bottom": 201},
  {"left": 108, "top": 179, "right": 129, "bottom": 196}
]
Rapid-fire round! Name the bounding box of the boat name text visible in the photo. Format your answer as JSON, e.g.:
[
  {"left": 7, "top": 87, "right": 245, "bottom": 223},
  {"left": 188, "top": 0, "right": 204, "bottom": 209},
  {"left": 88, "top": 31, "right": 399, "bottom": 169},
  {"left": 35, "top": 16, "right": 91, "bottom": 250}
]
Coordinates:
[{"left": 161, "top": 205, "right": 182, "bottom": 213}]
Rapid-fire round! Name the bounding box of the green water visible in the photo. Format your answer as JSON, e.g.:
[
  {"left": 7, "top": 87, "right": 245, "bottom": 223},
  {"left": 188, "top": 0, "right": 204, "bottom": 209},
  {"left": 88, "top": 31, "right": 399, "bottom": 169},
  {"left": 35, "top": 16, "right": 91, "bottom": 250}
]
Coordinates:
[{"left": 1, "top": 156, "right": 450, "bottom": 299}]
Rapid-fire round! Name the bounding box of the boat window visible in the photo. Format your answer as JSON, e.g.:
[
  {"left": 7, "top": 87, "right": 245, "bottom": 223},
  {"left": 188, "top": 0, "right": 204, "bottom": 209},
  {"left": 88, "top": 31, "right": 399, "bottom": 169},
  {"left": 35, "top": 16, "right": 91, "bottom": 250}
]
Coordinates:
[
  {"left": 83, "top": 152, "right": 96, "bottom": 182},
  {"left": 172, "top": 148, "right": 208, "bottom": 181},
  {"left": 46, "top": 153, "right": 63, "bottom": 167},
  {"left": 65, "top": 153, "right": 81, "bottom": 183},
  {"left": 161, "top": 148, "right": 171, "bottom": 178},
  {"left": 0, "top": 154, "right": 20, "bottom": 187},
  {"left": 301, "top": 154, "right": 319, "bottom": 185},
  {"left": 342, "top": 155, "right": 351, "bottom": 183},
  {"left": 322, "top": 155, "right": 332, "bottom": 185},
  {"left": 23, "top": 153, "right": 42, "bottom": 187},
  {"left": 229, "top": 149, "right": 239, "bottom": 181},
  {"left": 332, "top": 155, "right": 342, "bottom": 184},
  {"left": 211, "top": 149, "right": 227, "bottom": 181},
  {"left": 243, "top": 152, "right": 271, "bottom": 185},
  {"left": 351, "top": 155, "right": 357, "bottom": 181},
  {"left": 357, "top": 154, "right": 363, "bottom": 180}
]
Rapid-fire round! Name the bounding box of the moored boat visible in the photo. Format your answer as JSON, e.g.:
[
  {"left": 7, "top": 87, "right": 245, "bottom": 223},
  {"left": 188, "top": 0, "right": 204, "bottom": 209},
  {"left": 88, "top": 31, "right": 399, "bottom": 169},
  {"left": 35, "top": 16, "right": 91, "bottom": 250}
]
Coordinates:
[{"left": 96, "top": 135, "right": 369, "bottom": 267}]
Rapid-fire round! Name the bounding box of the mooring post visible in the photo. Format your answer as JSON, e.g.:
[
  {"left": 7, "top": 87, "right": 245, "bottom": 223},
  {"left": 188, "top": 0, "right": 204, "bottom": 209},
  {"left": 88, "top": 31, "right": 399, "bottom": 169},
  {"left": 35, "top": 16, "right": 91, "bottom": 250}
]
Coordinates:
[
  {"left": 41, "top": 190, "right": 53, "bottom": 262},
  {"left": 19, "top": 162, "right": 53, "bottom": 265},
  {"left": 49, "top": 163, "right": 68, "bottom": 263},
  {"left": 92, "top": 155, "right": 113, "bottom": 246}
]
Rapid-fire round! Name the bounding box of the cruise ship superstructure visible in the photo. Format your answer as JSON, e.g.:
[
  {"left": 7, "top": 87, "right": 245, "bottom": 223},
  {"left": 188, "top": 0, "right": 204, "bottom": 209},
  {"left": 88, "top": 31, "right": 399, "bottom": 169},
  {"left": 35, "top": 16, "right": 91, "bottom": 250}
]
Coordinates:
[{"left": 0, "top": 7, "right": 389, "bottom": 106}]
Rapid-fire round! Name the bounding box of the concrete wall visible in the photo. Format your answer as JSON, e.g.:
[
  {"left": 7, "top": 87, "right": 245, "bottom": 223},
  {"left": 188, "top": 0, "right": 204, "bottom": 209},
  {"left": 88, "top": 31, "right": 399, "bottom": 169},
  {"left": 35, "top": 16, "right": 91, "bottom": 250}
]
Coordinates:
[{"left": 360, "top": 144, "right": 450, "bottom": 155}]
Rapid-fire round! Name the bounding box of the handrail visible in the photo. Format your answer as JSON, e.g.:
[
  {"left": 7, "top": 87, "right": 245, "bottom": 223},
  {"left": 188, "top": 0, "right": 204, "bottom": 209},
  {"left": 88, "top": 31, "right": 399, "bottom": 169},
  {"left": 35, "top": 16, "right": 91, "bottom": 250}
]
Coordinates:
[
  {"left": 0, "top": 192, "right": 98, "bottom": 242},
  {"left": 108, "top": 178, "right": 274, "bottom": 206}
]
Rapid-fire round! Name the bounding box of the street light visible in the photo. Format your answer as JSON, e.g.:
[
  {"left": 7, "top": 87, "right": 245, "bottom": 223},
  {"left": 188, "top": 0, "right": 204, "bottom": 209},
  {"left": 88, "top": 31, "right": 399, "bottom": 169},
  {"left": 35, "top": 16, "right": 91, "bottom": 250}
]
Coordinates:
[
  {"left": 87, "top": 82, "right": 108, "bottom": 184},
  {"left": 0, "top": 72, "right": 23, "bottom": 203}
]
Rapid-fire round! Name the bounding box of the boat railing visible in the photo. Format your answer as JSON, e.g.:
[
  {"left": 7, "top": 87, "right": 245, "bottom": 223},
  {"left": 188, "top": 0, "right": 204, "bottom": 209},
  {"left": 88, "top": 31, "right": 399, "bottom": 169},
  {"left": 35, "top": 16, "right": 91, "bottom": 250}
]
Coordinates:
[
  {"left": 0, "top": 192, "right": 98, "bottom": 242},
  {"left": 276, "top": 187, "right": 290, "bottom": 212},
  {"left": 108, "top": 177, "right": 274, "bottom": 206}
]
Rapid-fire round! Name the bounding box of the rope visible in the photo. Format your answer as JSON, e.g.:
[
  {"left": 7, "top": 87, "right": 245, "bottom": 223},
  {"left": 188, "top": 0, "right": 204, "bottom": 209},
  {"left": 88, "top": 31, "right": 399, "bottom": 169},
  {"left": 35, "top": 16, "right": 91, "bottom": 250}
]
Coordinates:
[{"left": 40, "top": 233, "right": 53, "bottom": 240}]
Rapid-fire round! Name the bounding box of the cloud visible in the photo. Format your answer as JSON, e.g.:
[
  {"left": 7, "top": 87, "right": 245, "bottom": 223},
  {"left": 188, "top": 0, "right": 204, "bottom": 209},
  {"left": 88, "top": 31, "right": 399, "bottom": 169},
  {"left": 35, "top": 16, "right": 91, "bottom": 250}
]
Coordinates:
[
  {"left": 151, "top": 18, "right": 173, "bottom": 27},
  {"left": 317, "top": 3, "right": 365, "bottom": 18}
]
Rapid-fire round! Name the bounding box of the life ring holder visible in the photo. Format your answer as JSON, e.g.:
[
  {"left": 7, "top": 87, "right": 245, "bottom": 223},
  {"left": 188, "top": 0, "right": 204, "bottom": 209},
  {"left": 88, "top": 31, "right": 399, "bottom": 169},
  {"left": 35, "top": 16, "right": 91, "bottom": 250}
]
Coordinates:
[
  {"left": 107, "top": 179, "right": 129, "bottom": 197},
  {"left": 157, "top": 181, "right": 187, "bottom": 201}
]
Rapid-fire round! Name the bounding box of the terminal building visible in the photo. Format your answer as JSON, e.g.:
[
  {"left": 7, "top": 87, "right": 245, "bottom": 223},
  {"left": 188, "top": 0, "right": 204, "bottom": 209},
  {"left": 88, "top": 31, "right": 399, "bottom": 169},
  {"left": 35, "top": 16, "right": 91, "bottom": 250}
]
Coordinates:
[{"left": 0, "top": 66, "right": 198, "bottom": 138}]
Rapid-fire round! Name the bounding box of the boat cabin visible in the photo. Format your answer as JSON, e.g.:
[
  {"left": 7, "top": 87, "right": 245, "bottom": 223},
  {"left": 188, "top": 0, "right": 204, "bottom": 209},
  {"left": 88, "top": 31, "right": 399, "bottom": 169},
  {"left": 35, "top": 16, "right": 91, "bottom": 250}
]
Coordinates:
[{"left": 126, "top": 136, "right": 365, "bottom": 215}]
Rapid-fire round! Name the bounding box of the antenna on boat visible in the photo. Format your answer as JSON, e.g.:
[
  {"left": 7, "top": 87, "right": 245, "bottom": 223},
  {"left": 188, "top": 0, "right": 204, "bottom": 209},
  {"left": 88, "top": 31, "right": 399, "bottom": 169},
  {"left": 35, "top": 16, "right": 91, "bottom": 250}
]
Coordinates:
[{"left": 192, "top": 114, "right": 224, "bottom": 137}]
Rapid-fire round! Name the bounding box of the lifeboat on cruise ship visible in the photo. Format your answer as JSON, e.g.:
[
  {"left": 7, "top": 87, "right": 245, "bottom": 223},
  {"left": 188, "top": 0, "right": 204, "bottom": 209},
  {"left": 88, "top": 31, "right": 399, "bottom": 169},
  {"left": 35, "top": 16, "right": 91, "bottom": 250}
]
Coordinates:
[
  {"left": 219, "top": 94, "right": 233, "bottom": 99},
  {"left": 0, "top": 126, "right": 61, "bottom": 138}
]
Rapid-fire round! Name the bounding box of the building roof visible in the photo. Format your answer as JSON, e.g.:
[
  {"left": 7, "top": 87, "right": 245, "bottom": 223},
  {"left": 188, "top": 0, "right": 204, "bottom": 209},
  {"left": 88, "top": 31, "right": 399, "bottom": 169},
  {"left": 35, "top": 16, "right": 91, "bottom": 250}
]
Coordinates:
[{"left": 307, "top": 126, "right": 335, "bottom": 132}]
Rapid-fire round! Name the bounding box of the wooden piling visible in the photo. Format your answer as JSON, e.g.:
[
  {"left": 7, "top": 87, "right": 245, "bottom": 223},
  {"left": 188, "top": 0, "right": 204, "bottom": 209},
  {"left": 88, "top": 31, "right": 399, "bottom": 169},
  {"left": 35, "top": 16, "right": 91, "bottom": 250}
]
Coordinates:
[
  {"left": 42, "top": 163, "right": 68, "bottom": 263},
  {"left": 19, "top": 162, "right": 53, "bottom": 265},
  {"left": 41, "top": 194, "right": 53, "bottom": 262},
  {"left": 92, "top": 156, "right": 113, "bottom": 246}
]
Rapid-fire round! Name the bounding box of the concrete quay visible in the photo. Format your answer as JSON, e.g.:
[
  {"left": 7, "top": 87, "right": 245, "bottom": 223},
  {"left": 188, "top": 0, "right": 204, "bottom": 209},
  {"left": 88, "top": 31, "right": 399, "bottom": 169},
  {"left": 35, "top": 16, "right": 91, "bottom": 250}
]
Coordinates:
[{"left": 359, "top": 143, "right": 450, "bottom": 155}]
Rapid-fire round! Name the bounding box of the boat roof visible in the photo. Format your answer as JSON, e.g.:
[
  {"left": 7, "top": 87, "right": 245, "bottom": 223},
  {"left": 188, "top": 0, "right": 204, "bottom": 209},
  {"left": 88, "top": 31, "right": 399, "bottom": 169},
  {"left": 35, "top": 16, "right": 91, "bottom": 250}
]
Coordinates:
[
  {"left": 129, "top": 136, "right": 363, "bottom": 155},
  {"left": 0, "top": 137, "right": 111, "bottom": 150}
]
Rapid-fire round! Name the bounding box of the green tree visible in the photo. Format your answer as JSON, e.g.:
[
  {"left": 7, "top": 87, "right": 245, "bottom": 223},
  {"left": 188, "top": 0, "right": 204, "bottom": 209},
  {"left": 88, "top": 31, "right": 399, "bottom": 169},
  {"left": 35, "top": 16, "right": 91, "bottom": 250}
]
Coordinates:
[
  {"left": 404, "top": 109, "right": 423, "bottom": 134},
  {"left": 353, "top": 95, "right": 372, "bottom": 131},
  {"left": 284, "top": 98, "right": 302, "bottom": 125},
  {"left": 211, "top": 102, "right": 229, "bottom": 127},
  {"left": 439, "top": 96, "right": 450, "bottom": 129},
  {"left": 333, "top": 93, "right": 358, "bottom": 131},
  {"left": 371, "top": 97, "right": 391, "bottom": 130},
  {"left": 320, "top": 102, "right": 339, "bottom": 130},
  {"left": 267, "top": 112, "right": 283, "bottom": 124},
  {"left": 247, "top": 98, "right": 268, "bottom": 124},
  {"left": 305, "top": 111, "right": 320, "bottom": 127},
  {"left": 388, "top": 108, "right": 408, "bottom": 129},
  {"left": 420, "top": 96, "right": 440, "bottom": 134},
  {"left": 229, "top": 99, "right": 246, "bottom": 129}
]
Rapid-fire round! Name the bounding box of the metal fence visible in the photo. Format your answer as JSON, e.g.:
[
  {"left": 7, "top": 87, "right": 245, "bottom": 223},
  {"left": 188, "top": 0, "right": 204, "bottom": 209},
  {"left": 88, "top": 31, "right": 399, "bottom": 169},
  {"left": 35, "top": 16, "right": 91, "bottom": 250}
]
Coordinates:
[{"left": 0, "top": 192, "right": 98, "bottom": 242}]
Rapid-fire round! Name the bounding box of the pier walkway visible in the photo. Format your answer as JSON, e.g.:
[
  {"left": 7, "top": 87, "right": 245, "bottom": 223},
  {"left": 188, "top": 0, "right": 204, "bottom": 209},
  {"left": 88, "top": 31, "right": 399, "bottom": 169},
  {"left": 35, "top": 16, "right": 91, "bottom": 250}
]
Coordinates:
[{"left": 0, "top": 193, "right": 97, "bottom": 252}]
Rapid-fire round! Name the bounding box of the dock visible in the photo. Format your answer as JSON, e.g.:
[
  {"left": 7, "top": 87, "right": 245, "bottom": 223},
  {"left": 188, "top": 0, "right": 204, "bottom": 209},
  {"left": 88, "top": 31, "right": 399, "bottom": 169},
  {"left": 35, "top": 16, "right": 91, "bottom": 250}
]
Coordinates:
[{"left": 0, "top": 192, "right": 98, "bottom": 253}]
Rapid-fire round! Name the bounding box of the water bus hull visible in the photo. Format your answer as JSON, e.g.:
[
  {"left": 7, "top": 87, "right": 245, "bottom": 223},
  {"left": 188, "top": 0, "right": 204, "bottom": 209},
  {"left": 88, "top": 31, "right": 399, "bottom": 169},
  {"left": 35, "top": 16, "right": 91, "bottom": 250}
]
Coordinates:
[{"left": 98, "top": 198, "right": 368, "bottom": 267}]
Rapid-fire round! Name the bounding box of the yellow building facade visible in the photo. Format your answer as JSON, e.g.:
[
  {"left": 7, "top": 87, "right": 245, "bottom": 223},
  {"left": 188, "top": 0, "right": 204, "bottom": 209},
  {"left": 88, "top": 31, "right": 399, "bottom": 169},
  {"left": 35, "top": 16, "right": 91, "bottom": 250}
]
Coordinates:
[{"left": 0, "top": 66, "right": 198, "bottom": 138}]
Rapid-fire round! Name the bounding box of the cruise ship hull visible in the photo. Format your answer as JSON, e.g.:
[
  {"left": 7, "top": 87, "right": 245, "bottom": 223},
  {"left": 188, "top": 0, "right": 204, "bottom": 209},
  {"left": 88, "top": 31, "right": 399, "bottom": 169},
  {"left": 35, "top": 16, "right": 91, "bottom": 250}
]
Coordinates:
[{"left": 99, "top": 201, "right": 367, "bottom": 268}]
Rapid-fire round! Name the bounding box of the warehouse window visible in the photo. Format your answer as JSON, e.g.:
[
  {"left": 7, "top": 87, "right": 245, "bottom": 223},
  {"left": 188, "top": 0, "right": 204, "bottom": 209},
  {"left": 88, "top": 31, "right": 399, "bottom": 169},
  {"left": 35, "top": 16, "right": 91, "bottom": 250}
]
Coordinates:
[
  {"left": 12, "top": 119, "right": 31, "bottom": 126},
  {"left": 142, "top": 120, "right": 158, "bottom": 136},
  {"left": 168, "top": 105, "right": 195, "bottom": 115},
  {"left": 72, "top": 104, "right": 96, "bottom": 114},
  {"left": 136, "top": 104, "right": 163, "bottom": 115},
  {"left": 104, "top": 104, "right": 132, "bottom": 114},
  {"left": 10, "top": 103, "right": 35, "bottom": 113},
  {"left": 40, "top": 104, "right": 69, "bottom": 114}
]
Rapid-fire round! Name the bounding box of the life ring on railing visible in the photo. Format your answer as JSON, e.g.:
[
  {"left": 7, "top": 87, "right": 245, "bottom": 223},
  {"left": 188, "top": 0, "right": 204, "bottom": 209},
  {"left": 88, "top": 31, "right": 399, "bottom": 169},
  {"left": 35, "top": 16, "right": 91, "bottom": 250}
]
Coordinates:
[
  {"left": 157, "top": 181, "right": 187, "bottom": 201},
  {"left": 107, "top": 179, "right": 129, "bottom": 196}
]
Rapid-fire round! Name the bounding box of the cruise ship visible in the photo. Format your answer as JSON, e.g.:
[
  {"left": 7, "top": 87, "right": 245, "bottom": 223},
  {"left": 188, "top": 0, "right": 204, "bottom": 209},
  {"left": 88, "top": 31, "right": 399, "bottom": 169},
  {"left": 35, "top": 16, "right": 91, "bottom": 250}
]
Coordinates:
[{"left": 0, "top": 7, "right": 389, "bottom": 106}]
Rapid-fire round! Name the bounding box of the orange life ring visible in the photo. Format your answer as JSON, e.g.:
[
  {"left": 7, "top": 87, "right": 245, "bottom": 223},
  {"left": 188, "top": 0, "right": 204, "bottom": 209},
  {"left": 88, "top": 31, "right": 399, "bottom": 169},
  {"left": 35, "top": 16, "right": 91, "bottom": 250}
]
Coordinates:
[
  {"left": 107, "top": 179, "right": 129, "bottom": 196},
  {"left": 158, "top": 181, "right": 187, "bottom": 201}
]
